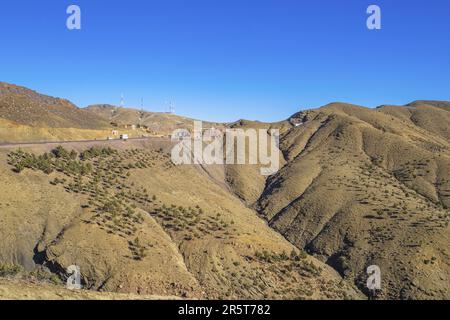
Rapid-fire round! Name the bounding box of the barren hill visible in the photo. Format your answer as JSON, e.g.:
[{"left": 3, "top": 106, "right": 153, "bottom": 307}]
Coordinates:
[
  {"left": 226, "top": 101, "right": 450, "bottom": 299},
  {"left": 0, "top": 82, "right": 109, "bottom": 129},
  {"left": 0, "top": 82, "right": 207, "bottom": 142},
  {"left": 86, "top": 104, "right": 223, "bottom": 136},
  {"left": 0, "top": 139, "right": 362, "bottom": 300},
  {"left": 0, "top": 82, "right": 448, "bottom": 300}
]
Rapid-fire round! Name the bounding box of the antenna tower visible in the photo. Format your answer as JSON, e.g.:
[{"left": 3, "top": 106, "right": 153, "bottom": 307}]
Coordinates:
[{"left": 120, "top": 93, "right": 125, "bottom": 108}]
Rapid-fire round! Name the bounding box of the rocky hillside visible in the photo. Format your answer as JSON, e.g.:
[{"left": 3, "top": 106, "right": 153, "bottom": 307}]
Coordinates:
[
  {"left": 0, "top": 139, "right": 362, "bottom": 300},
  {"left": 226, "top": 101, "right": 450, "bottom": 299},
  {"left": 86, "top": 104, "right": 223, "bottom": 136},
  {"left": 0, "top": 82, "right": 448, "bottom": 300},
  {"left": 0, "top": 82, "right": 109, "bottom": 129}
]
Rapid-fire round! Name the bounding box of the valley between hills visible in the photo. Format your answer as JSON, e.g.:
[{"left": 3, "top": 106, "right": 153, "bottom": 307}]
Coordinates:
[{"left": 0, "top": 81, "right": 449, "bottom": 300}]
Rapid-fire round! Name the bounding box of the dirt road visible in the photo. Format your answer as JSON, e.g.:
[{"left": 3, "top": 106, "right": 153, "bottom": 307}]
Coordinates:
[{"left": 0, "top": 137, "right": 169, "bottom": 149}]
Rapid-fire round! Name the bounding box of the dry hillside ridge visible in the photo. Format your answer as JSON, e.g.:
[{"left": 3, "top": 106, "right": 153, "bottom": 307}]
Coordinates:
[
  {"left": 0, "top": 82, "right": 449, "bottom": 300},
  {"left": 0, "top": 82, "right": 209, "bottom": 142},
  {"left": 226, "top": 100, "right": 450, "bottom": 299},
  {"left": 0, "top": 139, "right": 362, "bottom": 300},
  {"left": 0, "top": 82, "right": 109, "bottom": 129},
  {"left": 86, "top": 104, "right": 223, "bottom": 137}
]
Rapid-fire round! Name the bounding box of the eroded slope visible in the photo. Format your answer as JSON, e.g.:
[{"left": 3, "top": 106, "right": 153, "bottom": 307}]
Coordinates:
[
  {"left": 0, "top": 140, "right": 362, "bottom": 300},
  {"left": 247, "top": 102, "right": 450, "bottom": 299}
]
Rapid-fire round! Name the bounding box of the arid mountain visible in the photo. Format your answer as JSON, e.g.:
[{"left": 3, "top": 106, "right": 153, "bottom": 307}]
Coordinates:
[
  {"left": 226, "top": 101, "right": 450, "bottom": 299},
  {"left": 0, "top": 82, "right": 109, "bottom": 129},
  {"left": 0, "top": 82, "right": 216, "bottom": 142},
  {"left": 378, "top": 100, "right": 450, "bottom": 141},
  {"left": 86, "top": 104, "right": 223, "bottom": 136},
  {"left": 0, "top": 82, "right": 448, "bottom": 300},
  {"left": 0, "top": 82, "right": 121, "bottom": 143},
  {"left": 0, "top": 139, "right": 361, "bottom": 300}
]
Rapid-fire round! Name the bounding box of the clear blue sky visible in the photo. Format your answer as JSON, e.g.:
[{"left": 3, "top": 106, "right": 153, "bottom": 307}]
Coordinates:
[{"left": 0, "top": 0, "right": 449, "bottom": 122}]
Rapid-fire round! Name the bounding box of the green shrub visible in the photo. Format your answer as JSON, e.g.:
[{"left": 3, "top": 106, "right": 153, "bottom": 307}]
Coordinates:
[
  {"left": 52, "top": 146, "right": 69, "bottom": 159},
  {"left": 29, "top": 268, "right": 61, "bottom": 284},
  {"left": 14, "top": 162, "right": 25, "bottom": 173},
  {"left": 0, "top": 264, "right": 23, "bottom": 277}
]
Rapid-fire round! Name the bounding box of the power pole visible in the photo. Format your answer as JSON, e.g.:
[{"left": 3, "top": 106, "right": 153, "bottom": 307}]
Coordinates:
[
  {"left": 166, "top": 101, "right": 175, "bottom": 114},
  {"left": 120, "top": 93, "right": 125, "bottom": 108},
  {"left": 139, "top": 98, "right": 144, "bottom": 125}
]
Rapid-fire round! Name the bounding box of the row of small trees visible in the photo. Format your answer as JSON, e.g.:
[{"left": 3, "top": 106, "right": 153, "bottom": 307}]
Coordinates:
[
  {"left": 80, "top": 146, "right": 117, "bottom": 160},
  {"left": 10, "top": 151, "right": 93, "bottom": 176},
  {"left": 255, "top": 249, "right": 307, "bottom": 263},
  {"left": 9, "top": 146, "right": 118, "bottom": 175},
  {"left": 8, "top": 146, "right": 162, "bottom": 261}
]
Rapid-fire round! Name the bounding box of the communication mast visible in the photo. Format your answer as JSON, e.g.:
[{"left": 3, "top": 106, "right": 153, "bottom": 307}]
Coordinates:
[
  {"left": 165, "top": 101, "right": 175, "bottom": 114},
  {"left": 139, "top": 98, "right": 144, "bottom": 124},
  {"left": 120, "top": 93, "right": 125, "bottom": 108}
]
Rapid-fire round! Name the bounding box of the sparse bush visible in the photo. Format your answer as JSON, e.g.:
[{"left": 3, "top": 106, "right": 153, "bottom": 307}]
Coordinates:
[
  {"left": 52, "top": 146, "right": 69, "bottom": 159},
  {"left": 0, "top": 264, "right": 23, "bottom": 277}
]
